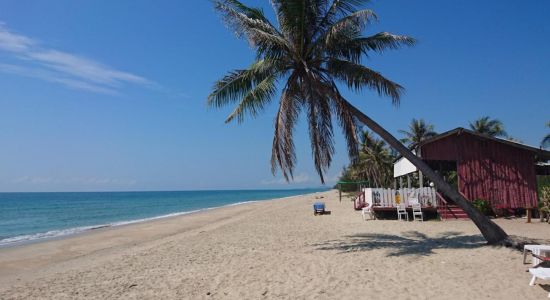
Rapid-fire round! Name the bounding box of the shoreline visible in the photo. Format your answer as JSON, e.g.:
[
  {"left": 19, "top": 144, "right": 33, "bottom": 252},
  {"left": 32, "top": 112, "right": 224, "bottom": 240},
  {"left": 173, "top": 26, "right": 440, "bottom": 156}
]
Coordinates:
[
  {"left": 0, "top": 190, "right": 327, "bottom": 289},
  {"left": 1, "top": 189, "right": 549, "bottom": 299},
  {"left": 0, "top": 190, "right": 324, "bottom": 249}
]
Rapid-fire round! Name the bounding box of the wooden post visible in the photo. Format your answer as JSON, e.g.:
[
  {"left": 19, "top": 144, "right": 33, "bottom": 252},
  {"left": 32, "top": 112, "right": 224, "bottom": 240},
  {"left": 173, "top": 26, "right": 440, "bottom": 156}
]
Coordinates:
[
  {"left": 417, "top": 148, "right": 423, "bottom": 187},
  {"left": 339, "top": 183, "right": 342, "bottom": 203},
  {"left": 526, "top": 207, "right": 531, "bottom": 223},
  {"left": 407, "top": 175, "right": 411, "bottom": 189}
]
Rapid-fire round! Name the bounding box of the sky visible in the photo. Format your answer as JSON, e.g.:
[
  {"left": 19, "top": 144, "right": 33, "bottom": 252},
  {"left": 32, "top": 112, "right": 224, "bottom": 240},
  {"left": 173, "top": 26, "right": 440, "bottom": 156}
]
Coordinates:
[{"left": 0, "top": 0, "right": 548, "bottom": 192}]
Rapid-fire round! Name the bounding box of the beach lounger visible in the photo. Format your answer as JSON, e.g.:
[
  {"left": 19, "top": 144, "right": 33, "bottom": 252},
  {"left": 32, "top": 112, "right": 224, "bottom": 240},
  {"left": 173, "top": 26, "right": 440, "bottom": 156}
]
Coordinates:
[
  {"left": 523, "top": 245, "right": 550, "bottom": 265},
  {"left": 528, "top": 267, "right": 550, "bottom": 298},
  {"left": 528, "top": 251, "right": 550, "bottom": 297},
  {"left": 313, "top": 202, "right": 326, "bottom": 215}
]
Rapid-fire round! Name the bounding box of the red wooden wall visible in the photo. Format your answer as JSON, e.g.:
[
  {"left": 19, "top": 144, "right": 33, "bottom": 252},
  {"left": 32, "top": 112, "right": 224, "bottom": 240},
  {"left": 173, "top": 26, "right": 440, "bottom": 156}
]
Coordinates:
[{"left": 420, "top": 133, "right": 538, "bottom": 208}]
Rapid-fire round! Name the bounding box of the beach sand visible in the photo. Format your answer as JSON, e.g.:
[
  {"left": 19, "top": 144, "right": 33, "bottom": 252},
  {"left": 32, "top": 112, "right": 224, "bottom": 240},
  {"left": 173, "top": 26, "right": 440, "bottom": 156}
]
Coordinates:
[{"left": 1, "top": 190, "right": 549, "bottom": 299}]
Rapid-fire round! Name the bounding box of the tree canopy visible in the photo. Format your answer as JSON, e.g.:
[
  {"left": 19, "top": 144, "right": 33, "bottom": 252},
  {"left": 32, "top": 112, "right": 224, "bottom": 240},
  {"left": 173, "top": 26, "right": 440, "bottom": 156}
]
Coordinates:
[
  {"left": 209, "top": 0, "right": 414, "bottom": 183},
  {"left": 542, "top": 121, "right": 550, "bottom": 148},
  {"left": 469, "top": 116, "right": 507, "bottom": 138},
  {"left": 398, "top": 118, "right": 437, "bottom": 147}
]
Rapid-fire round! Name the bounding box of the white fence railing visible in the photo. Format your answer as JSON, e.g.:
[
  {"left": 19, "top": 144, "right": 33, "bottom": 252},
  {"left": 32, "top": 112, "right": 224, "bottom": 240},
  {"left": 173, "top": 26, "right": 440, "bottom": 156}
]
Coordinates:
[{"left": 361, "top": 187, "right": 437, "bottom": 208}]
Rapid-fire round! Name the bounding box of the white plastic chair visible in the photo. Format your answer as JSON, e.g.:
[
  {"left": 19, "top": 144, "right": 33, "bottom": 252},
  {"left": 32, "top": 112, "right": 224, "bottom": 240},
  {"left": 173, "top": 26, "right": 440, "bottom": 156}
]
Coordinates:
[
  {"left": 528, "top": 268, "right": 550, "bottom": 298},
  {"left": 362, "top": 205, "right": 375, "bottom": 221},
  {"left": 412, "top": 203, "right": 423, "bottom": 222},
  {"left": 397, "top": 204, "right": 408, "bottom": 221}
]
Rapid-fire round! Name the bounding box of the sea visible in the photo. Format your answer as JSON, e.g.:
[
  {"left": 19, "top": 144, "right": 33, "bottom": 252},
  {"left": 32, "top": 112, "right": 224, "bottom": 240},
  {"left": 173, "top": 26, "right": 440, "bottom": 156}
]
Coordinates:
[{"left": 0, "top": 188, "right": 327, "bottom": 247}]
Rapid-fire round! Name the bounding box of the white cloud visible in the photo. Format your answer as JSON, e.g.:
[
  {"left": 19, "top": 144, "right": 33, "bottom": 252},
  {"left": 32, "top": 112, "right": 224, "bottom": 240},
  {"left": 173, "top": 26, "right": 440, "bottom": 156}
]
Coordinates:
[{"left": 0, "top": 23, "right": 153, "bottom": 94}]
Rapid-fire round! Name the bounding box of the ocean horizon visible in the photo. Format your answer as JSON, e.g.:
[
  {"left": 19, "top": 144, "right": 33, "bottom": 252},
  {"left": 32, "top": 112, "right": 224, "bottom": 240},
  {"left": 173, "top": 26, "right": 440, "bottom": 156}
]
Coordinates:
[{"left": 0, "top": 188, "right": 328, "bottom": 247}]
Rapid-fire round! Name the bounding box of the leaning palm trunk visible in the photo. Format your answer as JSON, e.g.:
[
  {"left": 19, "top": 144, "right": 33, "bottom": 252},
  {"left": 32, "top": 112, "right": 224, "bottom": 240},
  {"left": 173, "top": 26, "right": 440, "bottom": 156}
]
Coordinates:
[
  {"left": 345, "top": 103, "right": 510, "bottom": 244},
  {"left": 210, "top": 0, "right": 512, "bottom": 246}
]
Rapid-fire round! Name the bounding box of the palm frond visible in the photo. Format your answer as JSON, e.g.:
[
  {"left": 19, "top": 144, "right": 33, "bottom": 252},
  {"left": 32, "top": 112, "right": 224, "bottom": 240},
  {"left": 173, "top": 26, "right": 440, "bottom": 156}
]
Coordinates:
[
  {"left": 544, "top": 122, "right": 550, "bottom": 148},
  {"left": 207, "top": 59, "right": 278, "bottom": 108},
  {"left": 306, "top": 104, "right": 334, "bottom": 183},
  {"left": 225, "top": 75, "right": 277, "bottom": 123},
  {"left": 354, "top": 32, "right": 416, "bottom": 53},
  {"left": 326, "top": 58, "right": 403, "bottom": 104},
  {"left": 303, "top": 72, "right": 335, "bottom": 183},
  {"left": 325, "top": 82, "right": 360, "bottom": 164},
  {"left": 271, "top": 74, "right": 302, "bottom": 180},
  {"left": 469, "top": 116, "right": 506, "bottom": 137},
  {"left": 270, "top": 0, "right": 306, "bottom": 40},
  {"left": 542, "top": 134, "right": 550, "bottom": 148},
  {"left": 317, "top": 0, "right": 372, "bottom": 31},
  {"left": 325, "top": 9, "right": 378, "bottom": 38},
  {"left": 398, "top": 118, "right": 437, "bottom": 146},
  {"left": 215, "top": 0, "right": 290, "bottom": 59}
]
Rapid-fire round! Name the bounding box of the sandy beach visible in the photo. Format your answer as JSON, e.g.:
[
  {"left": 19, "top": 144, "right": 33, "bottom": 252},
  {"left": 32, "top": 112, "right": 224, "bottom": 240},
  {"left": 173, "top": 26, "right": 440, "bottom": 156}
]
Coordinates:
[{"left": 0, "top": 190, "right": 549, "bottom": 299}]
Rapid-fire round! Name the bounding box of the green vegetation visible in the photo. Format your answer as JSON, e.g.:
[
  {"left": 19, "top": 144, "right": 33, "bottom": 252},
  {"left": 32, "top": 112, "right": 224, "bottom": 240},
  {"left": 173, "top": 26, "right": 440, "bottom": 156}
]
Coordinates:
[
  {"left": 339, "top": 131, "right": 395, "bottom": 188},
  {"left": 472, "top": 198, "right": 491, "bottom": 215},
  {"left": 469, "top": 116, "right": 507, "bottom": 138},
  {"left": 539, "top": 186, "right": 550, "bottom": 223},
  {"left": 542, "top": 121, "right": 550, "bottom": 148},
  {"left": 398, "top": 118, "right": 437, "bottom": 147},
  {"left": 538, "top": 175, "right": 550, "bottom": 202}
]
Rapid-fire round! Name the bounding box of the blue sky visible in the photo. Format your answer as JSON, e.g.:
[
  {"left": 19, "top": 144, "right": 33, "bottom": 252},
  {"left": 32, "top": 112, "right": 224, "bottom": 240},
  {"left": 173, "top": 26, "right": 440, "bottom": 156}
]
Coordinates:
[{"left": 0, "top": 0, "right": 548, "bottom": 192}]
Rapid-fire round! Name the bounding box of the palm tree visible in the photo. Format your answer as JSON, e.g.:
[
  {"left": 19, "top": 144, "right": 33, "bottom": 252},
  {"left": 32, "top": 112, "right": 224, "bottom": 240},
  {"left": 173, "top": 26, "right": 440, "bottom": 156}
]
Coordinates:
[
  {"left": 209, "top": 0, "right": 509, "bottom": 244},
  {"left": 542, "top": 121, "right": 550, "bottom": 148},
  {"left": 469, "top": 116, "right": 507, "bottom": 138},
  {"left": 399, "top": 118, "right": 437, "bottom": 147},
  {"left": 398, "top": 118, "right": 436, "bottom": 187},
  {"left": 348, "top": 131, "right": 394, "bottom": 187}
]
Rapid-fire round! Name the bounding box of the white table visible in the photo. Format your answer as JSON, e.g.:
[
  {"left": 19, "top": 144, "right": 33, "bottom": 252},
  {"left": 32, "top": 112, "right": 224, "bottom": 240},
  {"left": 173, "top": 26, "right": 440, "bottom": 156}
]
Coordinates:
[{"left": 523, "top": 245, "right": 550, "bottom": 266}]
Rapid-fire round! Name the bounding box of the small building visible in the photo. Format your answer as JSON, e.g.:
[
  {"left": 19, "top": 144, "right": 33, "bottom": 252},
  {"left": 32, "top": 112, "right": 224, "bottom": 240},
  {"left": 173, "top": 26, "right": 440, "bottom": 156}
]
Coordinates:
[{"left": 395, "top": 127, "right": 550, "bottom": 210}]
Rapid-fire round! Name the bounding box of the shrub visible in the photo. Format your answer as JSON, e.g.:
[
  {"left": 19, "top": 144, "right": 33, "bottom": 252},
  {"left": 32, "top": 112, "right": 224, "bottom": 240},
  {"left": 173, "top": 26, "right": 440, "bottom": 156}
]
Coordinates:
[{"left": 472, "top": 198, "right": 491, "bottom": 215}]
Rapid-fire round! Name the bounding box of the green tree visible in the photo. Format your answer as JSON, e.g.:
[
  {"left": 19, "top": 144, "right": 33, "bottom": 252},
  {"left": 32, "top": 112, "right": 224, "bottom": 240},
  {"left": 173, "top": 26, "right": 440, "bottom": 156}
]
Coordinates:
[
  {"left": 469, "top": 116, "right": 507, "bottom": 138},
  {"left": 209, "top": 0, "right": 509, "bottom": 244},
  {"left": 398, "top": 118, "right": 437, "bottom": 147},
  {"left": 343, "top": 131, "right": 394, "bottom": 187},
  {"left": 542, "top": 121, "right": 550, "bottom": 148}
]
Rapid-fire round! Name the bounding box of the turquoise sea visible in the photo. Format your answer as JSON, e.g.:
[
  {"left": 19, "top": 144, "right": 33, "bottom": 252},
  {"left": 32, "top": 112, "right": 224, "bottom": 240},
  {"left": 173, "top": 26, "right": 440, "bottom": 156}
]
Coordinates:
[{"left": 0, "top": 188, "right": 327, "bottom": 247}]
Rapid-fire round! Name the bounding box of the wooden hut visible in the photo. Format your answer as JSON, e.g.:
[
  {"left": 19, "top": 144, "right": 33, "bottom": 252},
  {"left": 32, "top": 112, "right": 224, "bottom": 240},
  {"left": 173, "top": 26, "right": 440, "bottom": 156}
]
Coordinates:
[{"left": 414, "top": 128, "right": 550, "bottom": 210}]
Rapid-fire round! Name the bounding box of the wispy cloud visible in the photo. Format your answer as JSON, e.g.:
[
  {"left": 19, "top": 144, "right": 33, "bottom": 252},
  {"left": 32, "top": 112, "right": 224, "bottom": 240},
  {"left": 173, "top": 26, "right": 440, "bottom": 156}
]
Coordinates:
[
  {"left": 12, "top": 176, "right": 137, "bottom": 186},
  {"left": 0, "top": 63, "right": 119, "bottom": 95},
  {"left": 261, "top": 173, "right": 311, "bottom": 185},
  {"left": 0, "top": 23, "right": 153, "bottom": 94}
]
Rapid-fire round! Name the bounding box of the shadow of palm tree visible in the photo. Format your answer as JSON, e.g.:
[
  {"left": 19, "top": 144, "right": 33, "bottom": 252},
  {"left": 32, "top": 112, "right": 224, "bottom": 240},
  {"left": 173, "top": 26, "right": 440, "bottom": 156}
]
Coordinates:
[
  {"left": 313, "top": 231, "right": 486, "bottom": 256},
  {"left": 508, "top": 235, "right": 550, "bottom": 250}
]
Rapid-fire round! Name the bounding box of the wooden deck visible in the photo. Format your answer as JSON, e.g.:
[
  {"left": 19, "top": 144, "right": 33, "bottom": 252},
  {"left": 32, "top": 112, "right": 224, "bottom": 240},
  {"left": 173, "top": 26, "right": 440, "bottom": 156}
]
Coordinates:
[
  {"left": 372, "top": 206, "right": 437, "bottom": 212},
  {"left": 371, "top": 206, "right": 439, "bottom": 220}
]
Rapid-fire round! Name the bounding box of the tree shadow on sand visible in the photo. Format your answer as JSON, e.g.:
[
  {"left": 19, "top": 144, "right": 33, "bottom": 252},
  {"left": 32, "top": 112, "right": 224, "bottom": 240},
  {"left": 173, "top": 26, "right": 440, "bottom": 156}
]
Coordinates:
[{"left": 313, "top": 231, "right": 487, "bottom": 257}]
